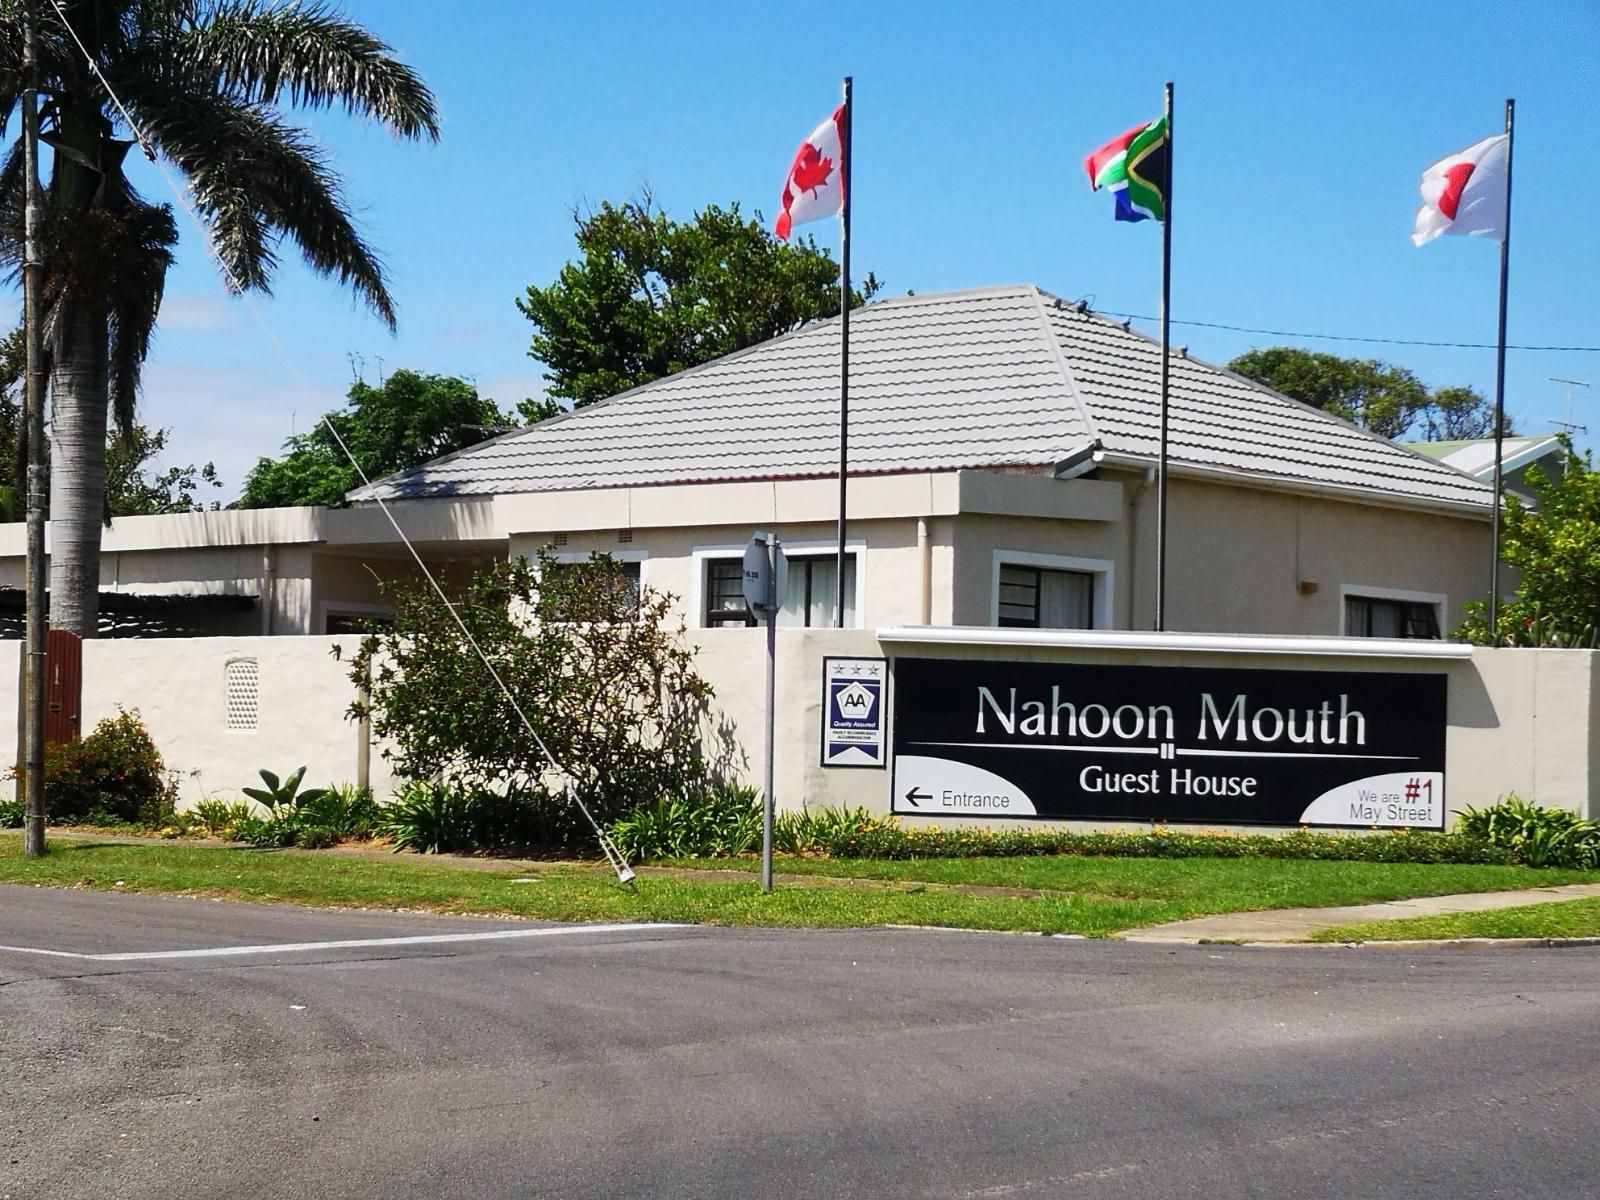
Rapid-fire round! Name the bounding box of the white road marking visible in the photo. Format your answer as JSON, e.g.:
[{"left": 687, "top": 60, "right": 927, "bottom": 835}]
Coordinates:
[{"left": 0, "top": 922, "right": 692, "bottom": 962}]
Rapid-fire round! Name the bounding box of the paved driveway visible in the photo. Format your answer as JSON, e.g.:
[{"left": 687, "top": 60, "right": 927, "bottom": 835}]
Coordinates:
[{"left": 3, "top": 885, "right": 1598, "bottom": 1199}]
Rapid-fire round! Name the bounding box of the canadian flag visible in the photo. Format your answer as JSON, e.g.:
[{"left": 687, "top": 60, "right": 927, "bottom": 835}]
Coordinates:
[
  {"left": 775, "top": 105, "right": 846, "bottom": 241},
  {"left": 1412, "top": 133, "right": 1510, "bottom": 246}
]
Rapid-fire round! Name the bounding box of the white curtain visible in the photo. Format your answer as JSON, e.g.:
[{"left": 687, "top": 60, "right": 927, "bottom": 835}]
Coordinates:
[
  {"left": 1038, "top": 569, "right": 1093, "bottom": 629},
  {"left": 778, "top": 557, "right": 857, "bottom": 628}
]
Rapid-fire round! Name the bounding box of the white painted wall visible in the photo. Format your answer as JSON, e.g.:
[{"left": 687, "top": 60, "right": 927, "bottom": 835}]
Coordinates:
[{"left": 1, "top": 634, "right": 1590, "bottom": 824}]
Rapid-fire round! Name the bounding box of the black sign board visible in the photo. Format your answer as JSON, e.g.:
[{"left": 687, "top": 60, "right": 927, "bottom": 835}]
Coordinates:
[{"left": 890, "top": 657, "right": 1447, "bottom": 829}]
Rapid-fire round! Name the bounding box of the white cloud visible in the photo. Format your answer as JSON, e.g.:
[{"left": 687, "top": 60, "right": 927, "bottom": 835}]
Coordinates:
[
  {"left": 153, "top": 294, "right": 239, "bottom": 334},
  {"left": 135, "top": 361, "right": 344, "bottom": 504}
]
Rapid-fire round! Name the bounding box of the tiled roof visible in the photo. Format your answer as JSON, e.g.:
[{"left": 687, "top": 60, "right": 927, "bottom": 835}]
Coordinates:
[{"left": 353, "top": 284, "right": 1492, "bottom": 510}]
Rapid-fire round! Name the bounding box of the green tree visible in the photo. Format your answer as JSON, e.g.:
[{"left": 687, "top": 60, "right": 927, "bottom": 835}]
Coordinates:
[
  {"left": 1458, "top": 441, "right": 1600, "bottom": 647},
  {"left": 1227, "top": 347, "right": 1507, "bottom": 442},
  {"left": 1421, "top": 385, "right": 1504, "bottom": 441},
  {"left": 0, "top": 1, "right": 438, "bottom": 636},
  {"left": 238, "top": 369, "right": 513, "bottom": 508},
  {"left": 0, "top": 326, "right": 21, "bottom": 518},
  {"left": 347, "top": 551, "right": 713, "bottom": 824},
  {"left": 518, "top": 197, "right": 881, "bottom": 407},
  {"left": 2, "top": 328, "right": 215, "bottom": 518},
  {"left": 105, "top": 425, "right": 222, "bottom": 517}
]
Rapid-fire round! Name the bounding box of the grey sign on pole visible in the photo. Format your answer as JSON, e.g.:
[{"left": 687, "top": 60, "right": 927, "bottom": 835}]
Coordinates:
[{"left": 745, "top": 532, "right": 785, "bottom": 892}]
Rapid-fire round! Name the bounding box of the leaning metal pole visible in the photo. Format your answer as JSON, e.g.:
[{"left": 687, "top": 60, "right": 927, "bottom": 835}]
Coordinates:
[
  {"left": 1488, "top": 97, "right": 1515, "bottom": 636},
  {"left": 21, "top": 0, "right": 48, "bottom": 858}
]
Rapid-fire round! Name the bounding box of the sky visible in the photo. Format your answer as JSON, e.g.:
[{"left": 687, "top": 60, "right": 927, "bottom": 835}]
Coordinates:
[{"left": 15, "top": 0, "right": 1600, "bottom": 501}]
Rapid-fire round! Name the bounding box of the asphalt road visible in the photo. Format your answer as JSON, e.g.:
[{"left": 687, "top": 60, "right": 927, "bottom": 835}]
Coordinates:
[{"left": 3, "top": 886, "right": 1598, "bottom": 1199}]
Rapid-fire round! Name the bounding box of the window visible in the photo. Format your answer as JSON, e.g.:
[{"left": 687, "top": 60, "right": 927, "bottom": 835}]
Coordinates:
[
  {"left": 705, "top": 559, "right": 751, "bottom": 626},
  {"left": 997, "top": 564, "right": 1095, "bottom": 629},
  {"left": 544, "top": 559, "right": 642, "bottom": 611},
  {"left": 1345, "top": 595, "right": 1441, "bottom": 639},
  {"left": 702, "top": 555, "right": 858, "bottom": 628},
  {"left": 325, "top": 612, "right": 395, "bottom": 635}
]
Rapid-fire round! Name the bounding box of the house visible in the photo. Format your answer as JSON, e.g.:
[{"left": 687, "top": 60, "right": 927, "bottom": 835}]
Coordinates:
[
  {"left": 1405, "top": 434, "right": 1568, "bottom": 504},
  {"left": 0, "top": 285, "right": 1495, "bottom": 641}
]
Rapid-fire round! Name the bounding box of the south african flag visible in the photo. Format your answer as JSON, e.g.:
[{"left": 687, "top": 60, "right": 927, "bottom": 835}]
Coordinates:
[{"left": 1085, "top": 117, "right": 1168, "bottom": 222}]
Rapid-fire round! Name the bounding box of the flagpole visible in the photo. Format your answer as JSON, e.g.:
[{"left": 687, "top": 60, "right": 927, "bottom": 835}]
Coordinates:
[
  {"left": 21, "top": 0, "right": 47, "bottom": 858},
  {"left": 835, "top": 75, "right": 852, "bottom": 629},
  {"left": 1154, "top": 81, "right": 1173, "bottom": 633},
  {"left": 1488, "top": 97, "right": 1514, "bottom": 637}
]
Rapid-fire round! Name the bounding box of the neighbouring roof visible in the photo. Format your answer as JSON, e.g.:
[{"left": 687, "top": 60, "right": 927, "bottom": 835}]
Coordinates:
[
  {"left": 353, "top": 284, "right": 1493, "bottom": 511},
  {"left": 1406, "top": 435, "right": 1565, "bottom": 479}
]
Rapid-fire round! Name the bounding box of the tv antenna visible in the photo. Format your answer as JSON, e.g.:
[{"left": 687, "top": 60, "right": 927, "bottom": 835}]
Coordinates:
[{"left": 1550, "top": 377, "right": 1589, "bottom": 436}]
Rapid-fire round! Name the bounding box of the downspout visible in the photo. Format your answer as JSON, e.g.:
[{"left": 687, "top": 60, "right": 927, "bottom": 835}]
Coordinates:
[
  {"left": 1125, "top": 468, "right": 1157, "bottom": 628},
  {"left": 917, "top": 518, "right": 932, "bottom": 625},
  {"left": 260, "top": 547, "right": 275, "bottom": 636}
]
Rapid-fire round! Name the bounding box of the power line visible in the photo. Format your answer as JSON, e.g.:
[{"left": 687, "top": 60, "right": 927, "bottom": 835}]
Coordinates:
[{"left": 1096, "top": 310, "right": 1599, "bottom": 353}]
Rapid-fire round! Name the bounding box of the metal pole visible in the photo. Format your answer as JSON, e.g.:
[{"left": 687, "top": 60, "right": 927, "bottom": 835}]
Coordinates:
[
  {"left": 1489, "top": 98, "right": 1514, "bottom": 638},
  {"left": 21, "top": 0, "right": 48, "bottom": 858},
  {"left": 835, "top": 76, "right": 852, "bottom": 629},
  {"left": 761, "top": 536, "right": 778, "bottom": 894},
  {"left": 1154, "top": 81, "right": 1173, "bottom": 633}
]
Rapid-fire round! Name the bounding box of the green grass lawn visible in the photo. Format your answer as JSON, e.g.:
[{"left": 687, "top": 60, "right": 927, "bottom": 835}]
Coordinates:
[
  {"left": 1312, "top": 897, "right": 1600, "bottom": 943},
  {"left": 663, "top": 853, "right": 1600, "bottom": 908},
  {"left": 3, "top": 835, "right": 1596, "bottom": 937}
]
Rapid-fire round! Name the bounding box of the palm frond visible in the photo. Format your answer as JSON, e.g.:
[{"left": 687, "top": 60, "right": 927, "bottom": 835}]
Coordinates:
[
  {"left": 0, "top": 136, "right": 24, "bottom": 276},
  {"left": 104, "top": 198, "right": 176, "bottom": 435},
  {"left": 181, "top": 0, "right": 438, "bottom": 141},
  {"left": 117, "top": 80, "right": 394, "bottom": 325}
]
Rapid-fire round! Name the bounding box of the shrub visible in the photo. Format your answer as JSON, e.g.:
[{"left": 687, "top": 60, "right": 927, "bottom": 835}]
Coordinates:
[
  {"left": 347, "top": 551, "right": 713, "bottom": 828},
  {"left": 754, "top": 806, "right": 1518, "bottom": 866},
  {"left": 0, "top": 798, "right": 22, "bottom": 828},
  {"left": 13, "top": 708, "right": 179, "bottom": 825},
  {"left": 192, "top": 797, "right": 254, "bottom": 838},
  {"left": 1457, "top": 796, "right": 1600, "bottom": 869},
  {"left": 382, "top": 781, "right": 478, "bottom": 854},
  {"left": 242, "top": 767, "right": 329, "bottom": 815},
  {"left": 227, "top": 771, "right": 378, "bottom": 850},
  {"left": 297, "top": 783, "right": 382, "bottom": 839},
  {"left": 611, "top": 783, "right": 762, "bottom": 860}
]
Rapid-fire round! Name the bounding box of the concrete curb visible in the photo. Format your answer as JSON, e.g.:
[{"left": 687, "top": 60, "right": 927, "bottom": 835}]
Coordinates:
[{"left": 1118, "top": 935, "right": 1600, "bottom": 950}]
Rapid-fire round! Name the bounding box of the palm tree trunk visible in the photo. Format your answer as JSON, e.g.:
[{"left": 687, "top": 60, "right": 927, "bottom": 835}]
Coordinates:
[{"left": 48, "top": 299, "right": 110, "bottom": 638}]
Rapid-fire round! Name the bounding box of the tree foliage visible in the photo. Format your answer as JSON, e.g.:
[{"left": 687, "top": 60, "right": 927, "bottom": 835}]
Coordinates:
[
  {"left": 237, "top": 369, "right": 515, "bottom": 508},
  {"left": 345, "top": 551, "right": 713, "bottom": 823},
  {"left": 1228, "top": 347, "right": 1508, "bottom": 442},
  {"left": 518, "top": 197, "right": 882, "bottom": 407},
  {"left": 1458, "top": 441, "right": 1600, "bottom": 647},
  {"left": 0, "top": 0, "right": 438, "bottom": 635},
  {"left": 105, "top": 425, "right": 223, "bottom": 516},
  {"left": 1, "top": 329, "right": 218, "bottom": 518}
]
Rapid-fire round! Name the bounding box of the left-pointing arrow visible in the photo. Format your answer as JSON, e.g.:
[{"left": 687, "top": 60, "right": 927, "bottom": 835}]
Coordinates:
[{"left": 905, "top": 788, "right": 931, "bottom": 807}]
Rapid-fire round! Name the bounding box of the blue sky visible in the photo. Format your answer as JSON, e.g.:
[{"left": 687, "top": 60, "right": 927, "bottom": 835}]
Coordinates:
[{"left": 48, "top": 0, "right": 1600, "bottom": 499}]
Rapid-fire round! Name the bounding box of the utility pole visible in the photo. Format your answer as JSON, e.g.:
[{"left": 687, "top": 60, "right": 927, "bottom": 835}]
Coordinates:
[
  {"left": 21, "top": 0, "right": 49, "bottom": 857},
  {"left": 1550, "top": 377, "right": 1589, "bottom": 438}
]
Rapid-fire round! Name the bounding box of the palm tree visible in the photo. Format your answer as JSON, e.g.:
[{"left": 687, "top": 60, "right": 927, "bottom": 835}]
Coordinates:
[{"left": 0, "top": 0, "right": 437, "bottom": 636}]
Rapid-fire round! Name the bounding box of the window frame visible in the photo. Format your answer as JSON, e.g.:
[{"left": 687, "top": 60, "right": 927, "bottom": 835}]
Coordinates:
[
  {"left": 691, "top": 539, "right": 867, "bottom": 629},
  {"left": 988, "top": 550, "right": 1114, "bottom": 631},
  {"left": 1339, "top": 584, "right": 1446, "bottom": 640},
  {"left": 539, "top": 550, "right": 647, "bottom": 619},
  {"left": 316, "top": 600, "right": 395, "bottom": 637}
]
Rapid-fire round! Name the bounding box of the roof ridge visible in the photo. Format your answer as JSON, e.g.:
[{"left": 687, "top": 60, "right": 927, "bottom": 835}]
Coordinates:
[{"left": 1027, "top": 286, "right": 1103, "bottom": 447}]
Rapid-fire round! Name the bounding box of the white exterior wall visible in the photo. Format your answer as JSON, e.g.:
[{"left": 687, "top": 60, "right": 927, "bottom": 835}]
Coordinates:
[
  {"left": 0, "top": 635, "right": 1590, "bottom": 822},
  {"left": 0, "top": 636, "right": 393, "bottom": 808}
]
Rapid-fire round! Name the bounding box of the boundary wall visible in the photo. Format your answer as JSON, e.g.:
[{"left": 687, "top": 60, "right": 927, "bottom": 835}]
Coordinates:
[{"left": 0, "top": 631, "right": 1593, "bottom": 821}]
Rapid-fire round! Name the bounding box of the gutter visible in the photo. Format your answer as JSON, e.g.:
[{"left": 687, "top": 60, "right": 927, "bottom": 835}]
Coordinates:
[
  {"left": 874, "top": 625, "right": 1474, "bottom": 660},
  {"left": 1098, "top": 453, "right": 1494, "bottom": 522}
]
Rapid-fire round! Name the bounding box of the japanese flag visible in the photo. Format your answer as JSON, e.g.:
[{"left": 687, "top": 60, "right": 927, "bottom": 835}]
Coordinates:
[
  {"left": 1412, "top": 134, "right": 1509, "bottom": 246},
  {"left": 775, "top": 106, "right": 845, "bottom": 241}
]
